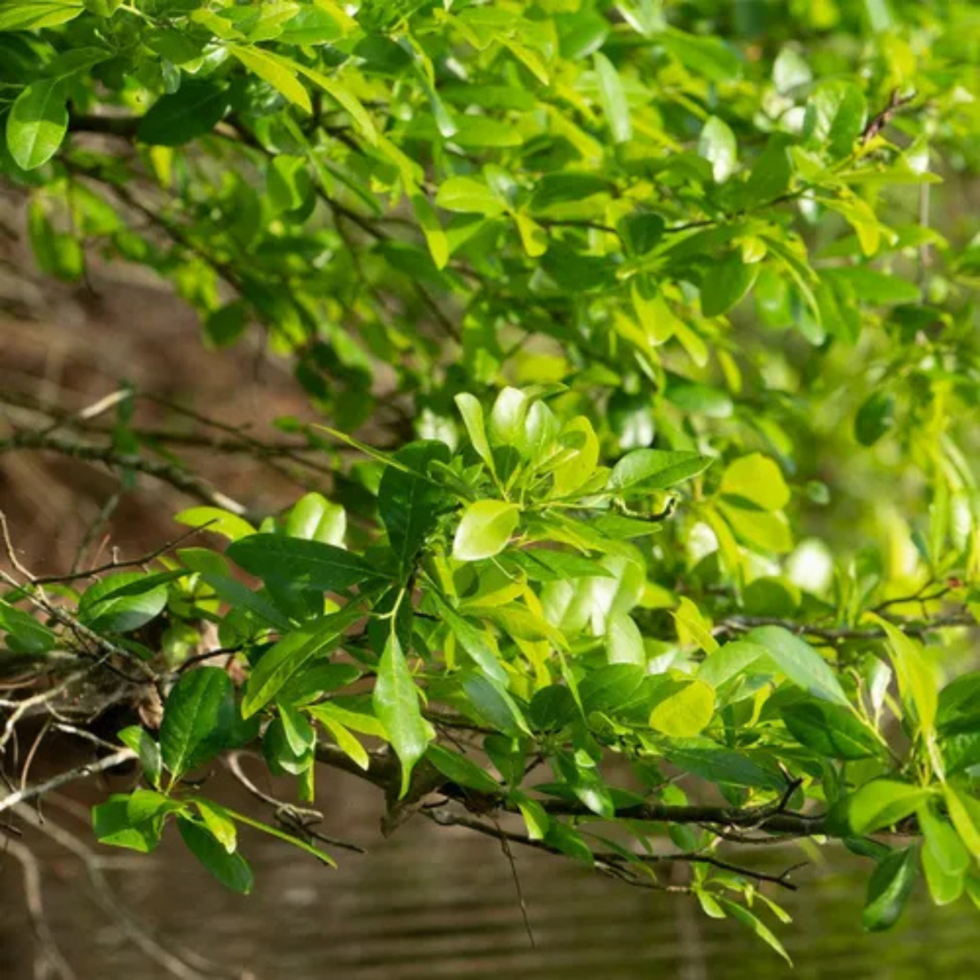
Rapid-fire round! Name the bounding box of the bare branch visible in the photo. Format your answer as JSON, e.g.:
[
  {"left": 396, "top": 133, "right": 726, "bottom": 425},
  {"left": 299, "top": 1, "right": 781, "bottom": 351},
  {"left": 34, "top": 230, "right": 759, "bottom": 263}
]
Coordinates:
[
  {"left": 0, "top": 749, "right": 136, "bottom": 815},
  {"left": 225, "top": 752, "right": 364, "bottom": 853}
]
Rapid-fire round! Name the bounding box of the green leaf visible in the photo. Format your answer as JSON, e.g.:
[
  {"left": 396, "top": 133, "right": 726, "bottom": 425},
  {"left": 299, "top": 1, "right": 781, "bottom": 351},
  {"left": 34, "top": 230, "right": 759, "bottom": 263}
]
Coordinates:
[
  {"left": 279, "top": 5, "right": 345, "bottom": 45},
  {"left": 92, "top": 796, "right": 162, "bottom": 853},
  {"left": 230, "top": 45, "right": 311, "bottom": 112},
  {"left": 516, "top": 795, "right": 550, "bottom": 840},
  {"left": 698, "top": 116, "right": 737, "bottom": 183},
  {"left": 605, "top": 611, "right": 645, "bottom": 666},
  {"left": 529, "top": 174, "right": 612, "bottom": 216},
  {"left": 0, "top": 3, "right": 84, "bottom": 31},
  {"left": 620, "top": 213, "right": 665, "bottom": 256},
  {"left": 862, "top": 846, "right": 917, "bottom": 932},
  {"left": 803, "top": 80, "right": 867, "bottom": 159},
  {"left": 488, "top": 387, "right": 531, "bottom": 450},
  {"left": 868, "top": 615, "right": 937, "bottom": 737},
  {"left": 529, "top": 685, "right": 579, "bottom": 732},
  {"left": 309, "top": 699, "right": 386, "bottom": 738},
  {"left": 426, "top": 744, "right": 500, "bottom": 793},
  {"left": 137, "top": 81, "right": 231, "bottom": 146},
  {"left": 284, "top": 493, "right": 346, "bottom": 545},
  {"left": 372, "top": 631, "right": 432, "bottom": 797},
  {"left": 174, "top": 507, "right": 256, "bottom": 542},
  {"left": 921, "top": 841, "right": 964, "bottom": 906},
  {"left": 580, "top": 664, "right": 645, "bottom": 713},
  {"left": 649, "top": 678, "right": 716, "bottom": 737},
  {"left": 919, "top": 803, "right": 970, "bottom": 877},
  {"left": 672, "top": 597, "right": 720, "bottom": 655},
  {"left": 311, "top": 708, "right": 370, "bottom": 771},
  {"left": 607, "top": 449, "right": 712, "bottom": 495},
  {"left": 242, "top": 605, "right": 363, "bottom": 717},
  {"left": 160, "top": 668, "right": 234, "bottom": 779},
  {"left": 848, "top": 780, "right": 934, "bottom": 835},
  {"left": 118, "top": 726, "right": 162, "bottom": 789},
  {"left": 126, "top": 788, "right": 183, "bottom": 824},
  {"left": 718, "top": 504, "right": 793, "bottom": 554},
  {"left": 823, "top": 267, "right": 920, "bottom": 305},
  {"left": 748, "top": 626, "right": 849, "bottom": 706},
  {"left": 781, "top": 701, "right": 881, "bottom": 760},
  {"left": 379, "top": 441, "right": 451, "bottom": 573},
  {"left": 227, "top": 534, "right": 376, "bottom": 592},
  {"left": 455, "top": 392, "right": 495, "bottom": 472},
  {"left": 854, "top": 391, "right": 896, "bottom": 447},
  {"left": 178, "top": 817, "right": 254, "bottom": 894},
  {"left": 744, "top": 135, "right": 793, "bottom": 207},
  {"left": 717, "top": 899, "right": 792, "bottom": 965},
  {"left": 453, "top": 500, "right": 520, "bottom": 562},
  {"left": 659, "top": 28, "right": 740, "bottom": 82},
  {"left": 661, "top": 738, "right": 785, "bottom": 790},
  {"left": 191, "top": 567, "right": 291, "bottom": 632},
  {"left": 944, "top": 783, "right": 980, "bottom": 859},
  {"left": 77, "top": 572, "right": 169, "bottom": 633},
  {"left": 461, "top": 672, "right": 531, "bottom": 737},
  {"left": 698, "top": 640, "right": 769, "bottom": 692},
  {"left": 719, "top": 454, "right": 790, "bottom": 511},
  {"left": 431, "top": 593, "right": 508, "bottom": 687},
  {"left": 291, "top": 60, "right": 378, "bottom": 144},
  {"left": 278, "top": 701, "right": 315, "bottom": 756},
  {"left": 204, "top": 301, "right": 249, "bottom": 349},
  {"left": 0, "top": 598, "right": 57, "bottom": 654},
  {"left": 276, "top": 663, "right": 361, "bottom": 706},
  {"left": 936, "top": 670, "right": 980, "bottom": 733},
  {"left": 192, "top": 798, "right": 238, "bottom": 853},
  {"left": 593, "top": 52, "right": 631, "bottom": 144},
  {"left": 435, "top": 177, "right": 507, "bottom": 216},
  {"left": 701, "top": 251, "right": 759, "bottom": 316},
  {"left": 6, "top": 78, "right": 68, "bottom": 170}
]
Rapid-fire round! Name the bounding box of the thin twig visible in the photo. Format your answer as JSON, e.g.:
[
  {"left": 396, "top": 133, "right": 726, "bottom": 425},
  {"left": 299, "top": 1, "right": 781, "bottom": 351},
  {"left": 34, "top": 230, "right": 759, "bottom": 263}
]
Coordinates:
[{"left": 0, "top": 749, "right": 136, "bottom": 816}]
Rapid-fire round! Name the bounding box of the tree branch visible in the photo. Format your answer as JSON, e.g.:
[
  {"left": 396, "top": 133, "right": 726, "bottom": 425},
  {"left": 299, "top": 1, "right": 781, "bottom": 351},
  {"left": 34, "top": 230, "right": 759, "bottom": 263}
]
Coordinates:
[
  {"left": 0, "top": 749, "right": 135, "bottom": 816},
  {"left": 0, "top": 430, "right": 245, "bottom": 512},
  {"left": 715, "top": 612, "right": 975, "bottom": 642}
]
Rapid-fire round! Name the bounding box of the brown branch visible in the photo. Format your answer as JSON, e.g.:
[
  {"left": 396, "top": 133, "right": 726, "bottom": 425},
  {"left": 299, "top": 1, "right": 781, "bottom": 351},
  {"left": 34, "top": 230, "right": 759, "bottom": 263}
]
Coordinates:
[
  {"left": 714, "top": 612, "right": 975, "bottom": 642},
  {"left": 4, "top": 838, "right": 77, "bottom": 980},
  {"left": 225, "top": 752, "right": 363, "bottom": 853},
  {"left": 311, "top": 739, "right": 827, "bottom": 839},
  {"left": 0, "top": 430, "right": 245, "bottom": 512},
  {"left": 861, "top": 89, "right": 916, "bottom": 144},
  {"left": 0, "top": 749, "right": 136, "bottom": 815},
  {"left": 9, "top": 799, "right": 240, "bottom": 979},
  {"left": 31, "top": 521, "right": 215, "bottom": 586},
  {"left": 425, "top": 808, "right": 802, "bottom": 893}
]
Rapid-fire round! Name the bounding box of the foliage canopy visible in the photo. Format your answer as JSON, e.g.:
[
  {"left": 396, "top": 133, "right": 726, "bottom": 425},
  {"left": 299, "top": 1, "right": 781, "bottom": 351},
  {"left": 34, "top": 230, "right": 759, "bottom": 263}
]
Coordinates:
[{"left": 1, "top": 0, "right": 979, "bottom": 963}]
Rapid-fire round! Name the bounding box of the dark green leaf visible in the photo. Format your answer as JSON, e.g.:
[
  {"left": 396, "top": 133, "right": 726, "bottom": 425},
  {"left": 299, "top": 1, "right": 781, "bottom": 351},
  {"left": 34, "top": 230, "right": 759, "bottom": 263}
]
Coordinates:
[
  {"left": 92, "top": 795, "right": 162, "bottom": 853},
  {"left": 178, "top": 817, "right": 254, "bottom": 894},
  {"left": 701, "top": 251, "right": 759, "bottom": 316},
  {"left": 227, "top": 534, "right": 377, "bottom": 592},
  {"left": 77, "top": 572, "right": 170, "bottom": 633},
  {"left": 379, "top": 440, "right": 451, "bottom": 574},
  {"left": 862, "top": 846, "right": 917, "bottom": 932},
  {"left": 242, "top": 605, "right": 363, "bottom": 717},
  {"left": 461, "top": 672, "right": 530, "bottom": 737},
  {"left": 854, "top": 391, "right": 895, "bottom": 446},
  {"left": 137, "top": 81, "right": 231, "bottom": 146},
  {"left": 0, "top": 598, "right": 56, "bottom": 654},
  {"left": 426, "top": 744, "right": 500, "bottom": 793},
  {"left": 160, "top": 668, "right": 234, "bottom": 778},
  {"left": 782, "top": 701, "right": 881, "bottom": 760}
]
